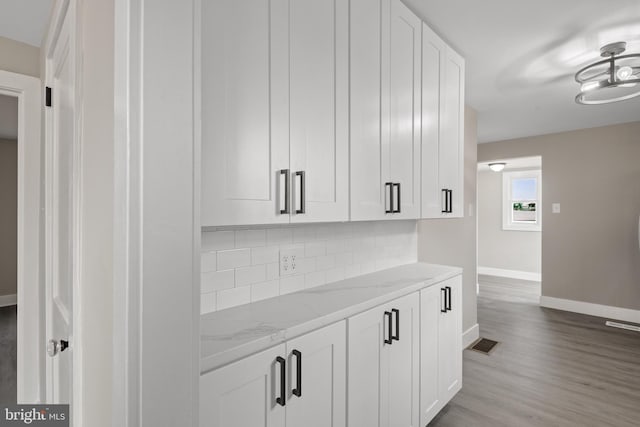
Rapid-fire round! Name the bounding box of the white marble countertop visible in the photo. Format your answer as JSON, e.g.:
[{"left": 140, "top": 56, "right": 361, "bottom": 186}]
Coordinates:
[{"left": 200, "top": 262, "right": 462, "bottom": 374}]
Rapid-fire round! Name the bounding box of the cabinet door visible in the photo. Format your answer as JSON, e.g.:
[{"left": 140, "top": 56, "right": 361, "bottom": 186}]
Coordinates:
[
  {"left": 386, "top": 293, "right": 420, "bottom": 427},
  {"left": 200, "top": 0, "right": 290, "bottom": 226},
  {"left": 285, "top": 322, "right": 346, "bottom": 427},
  {"left": 388, "top": 0, "right": 421, "bottom": 219},
  {"left": 420, "top": 24, "right": 446, "bottom": 218},
  {"left": 419, "top": 284, "right": 443, "bottom": 426},
  {"left": 350, "top": 0, "right": 389, "bottom": 221},
  {"left": 440, "top": 48, "right": 465, "bottom": 218},
  {"left": 200, "top": 344, "right": 286, "bottom": 427},
  {"left": 438, "top": 275, "right": 463, "bottom": 402},
  {"left": 289, "top": 0, "right": 349, "bottom": 223}
]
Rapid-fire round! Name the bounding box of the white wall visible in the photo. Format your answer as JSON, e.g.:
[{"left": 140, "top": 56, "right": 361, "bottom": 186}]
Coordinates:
[
  {"left": 201, "top": 221, "right": 417, "bottom": 312},
  {"left": 477, "top": 170, "right": 541, "bottom": 275}
]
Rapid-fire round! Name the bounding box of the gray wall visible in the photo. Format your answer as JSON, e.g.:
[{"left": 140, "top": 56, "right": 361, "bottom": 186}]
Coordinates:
[
  {"left": 477, "top": 170, "right": 541, "bottom": 274},
  {"left": 0, "top": 139, "right": 17, "bottom": 298},
  {"left": 478, "top": 121, "right": 640, "bottom": 310},
  {"left": 0, "top": 36, "right": 40, "bottom": 77},
  {"left": 418, "top": 106, "right": 478, "bottom": 332}
]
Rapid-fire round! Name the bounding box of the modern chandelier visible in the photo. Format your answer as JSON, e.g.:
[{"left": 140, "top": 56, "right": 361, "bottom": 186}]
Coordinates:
[{"left": 575, "top": 41, "right": 640, "bottom": 105}]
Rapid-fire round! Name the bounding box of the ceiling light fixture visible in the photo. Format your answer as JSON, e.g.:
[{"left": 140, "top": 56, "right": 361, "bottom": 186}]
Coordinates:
[
  {"left": 488, "top": 162, "right": 506, "bottom": 172},
  {"left": 575, "top": 41, "right": 640, "bottom": 105}
]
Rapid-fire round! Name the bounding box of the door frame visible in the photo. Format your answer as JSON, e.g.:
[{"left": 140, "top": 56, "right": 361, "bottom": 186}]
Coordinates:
[{"left": 0, "top": 70, "right": 43, "bottom": 403}]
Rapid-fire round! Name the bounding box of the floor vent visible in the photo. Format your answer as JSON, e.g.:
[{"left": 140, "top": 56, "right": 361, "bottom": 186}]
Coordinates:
[{"left": 469, "top": 338, "right": 499, "bottom": 355}]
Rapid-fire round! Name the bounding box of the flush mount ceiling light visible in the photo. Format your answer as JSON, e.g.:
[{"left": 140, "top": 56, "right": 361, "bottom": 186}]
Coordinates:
[
  {"left": 488, "top": 162, "right": 506, "bottom": 172},
  {"left": 575, "top": 41, "right": 640, "bottom": 105}
]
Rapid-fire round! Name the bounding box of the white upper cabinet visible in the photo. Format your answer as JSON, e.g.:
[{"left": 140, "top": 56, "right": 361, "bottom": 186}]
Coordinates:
[
  {"left": 421, "top": 24, "right": 465, "bottom": 219},
  {"left": 289, "top": 0, "right": 349, "bottom": 223},
  {"left": 200, "top": 0, "right": 348, "bottom": 226},
  {"left": 351, "top": 0, "right": 421, "bottom": 221}
]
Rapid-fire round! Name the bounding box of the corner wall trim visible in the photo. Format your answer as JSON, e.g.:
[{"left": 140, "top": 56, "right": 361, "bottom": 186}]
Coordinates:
[
  {"left": 478, "top": 266, "right": 541, "bottom": 282},
  {"left": 462, "top": 323, "right": 480, "bottom": 349},
  {"left": 540, "top": 296, "right": 640, "bottom": 324},
  {"left": 0, "top": 294, "right": 17, "bottom": 307}
]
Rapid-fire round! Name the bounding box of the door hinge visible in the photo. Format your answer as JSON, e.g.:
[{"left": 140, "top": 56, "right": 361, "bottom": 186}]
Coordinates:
[{"left": 45, "top": 86, "right": 52, "bottom": 107}]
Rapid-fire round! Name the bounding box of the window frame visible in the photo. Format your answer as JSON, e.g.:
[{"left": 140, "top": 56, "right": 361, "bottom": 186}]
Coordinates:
[{"left": 502, "top": 169, "right": 542, "bottom": 231}]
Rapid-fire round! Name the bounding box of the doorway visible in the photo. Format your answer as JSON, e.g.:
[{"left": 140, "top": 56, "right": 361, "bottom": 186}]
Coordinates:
[{"left": 476, "top": 156, "right": 542, "bottom": 300}]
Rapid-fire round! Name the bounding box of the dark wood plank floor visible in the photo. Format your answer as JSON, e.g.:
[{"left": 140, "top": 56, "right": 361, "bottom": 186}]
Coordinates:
[
  {"left": 429, "top": 275, "right": 640, "bottom": 427},
  {"left": 0, "top": 304, "right": 17, "bottom": 403}
]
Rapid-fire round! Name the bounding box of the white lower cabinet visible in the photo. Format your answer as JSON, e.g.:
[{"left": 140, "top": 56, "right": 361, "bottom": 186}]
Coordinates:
[
  {"left": 420, "top": 275, "right": 463, "bottom": 426},
  {"left": 200, "top": 321, "right": 346, "bottom": 427},
  {"left": 347, "top": 293, "right": 420, "bottom": 427}
]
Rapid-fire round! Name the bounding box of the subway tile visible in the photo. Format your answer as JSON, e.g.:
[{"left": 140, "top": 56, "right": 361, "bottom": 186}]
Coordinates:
[
  {"left": 217, "top": 286, "right": 251, "bottom": 310},
  {"left": 235, "top": 264, "right": 266, "bottom": 287},
  {"left": 267, "top": 228, "right": 293, "bottom": 246},
  {"left": 335, "top": 252, "right": 353, "bottom": 267},
  {"left": 305, "top": 271, "right": 326, "bottom": 289},
  {"left": 326, "top": 238, "right": 351, "bottom": 255},
  {"left": 251, "top": 246, "right": 280, "bottom": 265},
  {"left": 345, "top": 264, "right": 362, "bottom": 279},
  {"left": 304, "top": 241, "right": 326, "bottom": 257},
  {"left": 250, "top": 280, "right": 280, "bottom": 302},
  {"left": 202, "top": 230, "right": 234, "bottom": 252},
  {"left": 201, "top": 270, "right": 235, "bottom": 293},
  {"left": 293, "top": 226, "right": 316, "bottom": 243},
  {"left": 236, "top": 229, "right": 266, "bottom": 248},
  {"left": 325, "top": 267, "right": 345, "bottom": 284},
  {"left": 280, "top": 275, "right": 305, "bottom": 296},
  {"left": 316, "top": 254, "right": 336, "bottom": 271},
  {"left": 217, "top": 248, "right": 251, "bottom": 270},
  {"left": 201, "top": 251, "right": 217, "bottom": 273},
  {"left": 266, "top": 262, "right": 280, "bottom": 280},
  {"left": 201, "top": 292, "right": 217, "bottom": 314}
]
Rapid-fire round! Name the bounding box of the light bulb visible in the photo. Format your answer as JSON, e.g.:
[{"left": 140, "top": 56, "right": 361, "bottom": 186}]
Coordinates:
[
  {"left": 617, "top": 66, "right": 633, "bottom": 81},
  {"left": 488, "top": 163, "right": 506, "bottom": 172},
  {"left": 580, "top": 81, "right": 600, "bottom": 92}
]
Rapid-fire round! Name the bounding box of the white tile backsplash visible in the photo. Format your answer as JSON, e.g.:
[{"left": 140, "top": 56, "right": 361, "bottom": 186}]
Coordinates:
[{"left": 200, "top": 220, "right": 417, "bottom": 313}]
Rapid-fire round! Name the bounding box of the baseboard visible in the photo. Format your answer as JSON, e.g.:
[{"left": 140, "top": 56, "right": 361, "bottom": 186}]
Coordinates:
[
  {"left": 0, "top": 294, "right": 17, "bottom": 307},
  {"left": 540, "top": 296, "right": 640, "bottom": 324},
  {"left": 478, "top": 266, "right": 541, "bottom": 282},
  {"left": 462, "top": 323, "right": 480, "bottom": 349}
]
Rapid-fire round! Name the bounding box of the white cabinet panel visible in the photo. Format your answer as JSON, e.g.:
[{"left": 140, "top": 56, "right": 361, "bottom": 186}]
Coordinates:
[
  {"left": 419, "top": 282, "right": 442, "bottom": 425},
  {"left": 347, "top": 292, "right": 419, "bottom": 427},
  {"left": 201, "top": 0, "right": 290, "bottom": 226},
  {"left": 285, "top": 322, "right": 346, "bottom": 427},
  {"left": 289, "top": 0, "right": 349, "bottom": 223},
  {"left": 200, "top": 344, "right": 286, "bottom": 427},
  {"left": 438, "top": 275, "right": 462, "bottom": 402}
]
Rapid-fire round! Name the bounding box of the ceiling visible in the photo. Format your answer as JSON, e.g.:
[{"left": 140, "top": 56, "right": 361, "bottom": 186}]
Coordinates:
[
  {"left": 0, "top": 0, "right": 53, "bottom": 47},
  {"left": 0, "top": 95, "right": 18, "bottom": 140},
  {"left": 404, "top": 0, "right": 640, "bottom": 143},
  {"left": 478, "top": 156, "right": 541, "bottom": 173}
]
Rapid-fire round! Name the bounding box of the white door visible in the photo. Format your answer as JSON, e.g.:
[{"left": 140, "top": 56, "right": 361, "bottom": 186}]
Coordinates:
[
  {"left": 289, "top": 0, "right": 349, "bottom": 223},
  {"left": 386, "top": 293, "right": 420, "bottom": 427},
  {"left": 350, "top": 0, "right": 389, "bottom": 221},
  {"left": 440, "top": 48, "right": 465, "bottom": 218},
  {"left": 200, "top": 0, "right": 290, "bottom": 226},
  {"left": 438, "top": 276, "right": 463, "bottom": 402},
  {"left": 46, "top": 3, "right": 76, "bottom": 406},
  {"left": 285, "top": 322, "right": 346, "bottom": 427},
  {"left": 388, "top": 0, "right": 421, "bottom": 219},
  {"left": 419, "top": 285, "right": 442, "bottom": 425},
  {"left": 200, "top": 344, "right": 286, "bottom": 427}
]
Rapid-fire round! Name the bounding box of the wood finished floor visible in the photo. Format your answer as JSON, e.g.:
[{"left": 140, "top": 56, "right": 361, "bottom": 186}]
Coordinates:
[{"left": 429, "top": 275, "right": 640, "bottom": 427}]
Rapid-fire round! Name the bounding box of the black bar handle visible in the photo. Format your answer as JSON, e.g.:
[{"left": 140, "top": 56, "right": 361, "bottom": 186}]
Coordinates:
[
  {"left": 441, "top": 189, "right": 448, "bottom": 213},
  {"left": 448, "top": 190, "right": 453, "bottom": 213},
  {"left": 295, "top": 171, "right": 305, "bottom": 214},
  {"left": 280, "top": 169, "right": 290, "bottom": 214},
  {"left": 446, "top": 286, "right": 452, "bottom": 311},
  {"left": 441, "top": 288, "right": 447, "bottom": 313},
  {"left": 393, "top": 183, "right": 401, "bottom": 213},
  {"left": 276, "top": 356, "right": 286, "bottom": 406},
  {"left": 384, "top": 311, "right": 393, "bottom": 344},
  {"left": 292, "top": 350, "right": 302, "bottom": 397},
  {"left": 392, "top": 308, "right": 400, "bottom": 341},
  {"left": 385, "top": 182, "right": 393, "bottom": 213}
]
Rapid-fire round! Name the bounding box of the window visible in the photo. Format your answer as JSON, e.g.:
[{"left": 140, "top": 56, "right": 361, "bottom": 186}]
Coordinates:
[{"left": 502, "top": 170, "right": 541, "bottom": 231}]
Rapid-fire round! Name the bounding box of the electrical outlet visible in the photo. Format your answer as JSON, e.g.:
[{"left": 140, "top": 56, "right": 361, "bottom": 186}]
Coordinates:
[{"left": 280, "top": 249, "right": 298, "bottom": 276}]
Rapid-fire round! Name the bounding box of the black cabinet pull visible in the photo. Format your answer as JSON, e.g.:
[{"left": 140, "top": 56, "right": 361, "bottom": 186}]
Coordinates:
[
  {"left": 393, "top": 183, "right": 401, "bottom": 213},
  {"left": 441, "top": 189, "right": 448, "bottom": 213},
  {"left": 280, "top": 169, "right": 290, "bottom": 214},
  {"left": 447, "top": 190, "right": 453, "bottom": 213},
  {"left": 276, "top": 356, "right": 286, "bottom": 406},
  {"left": 392, "top": 308, "right": 400, "bottom": 341},
  {"left": 384, "top": 311, "right": 393, "bottom": 344},
  {"left": 385, "top": 182, "right": 393, "bottom": 213},
  {"left": 292, "top": 350, "right": 302, "bottom": 397},
  {"left": 441, "top": 288, "right": 447, "bottom": 313},
  {"left": 446, "top": 286, "right": 452, "bottom": 311},
  {"left": 295, "top": 171, "right": 306, "bottom": 214}
]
